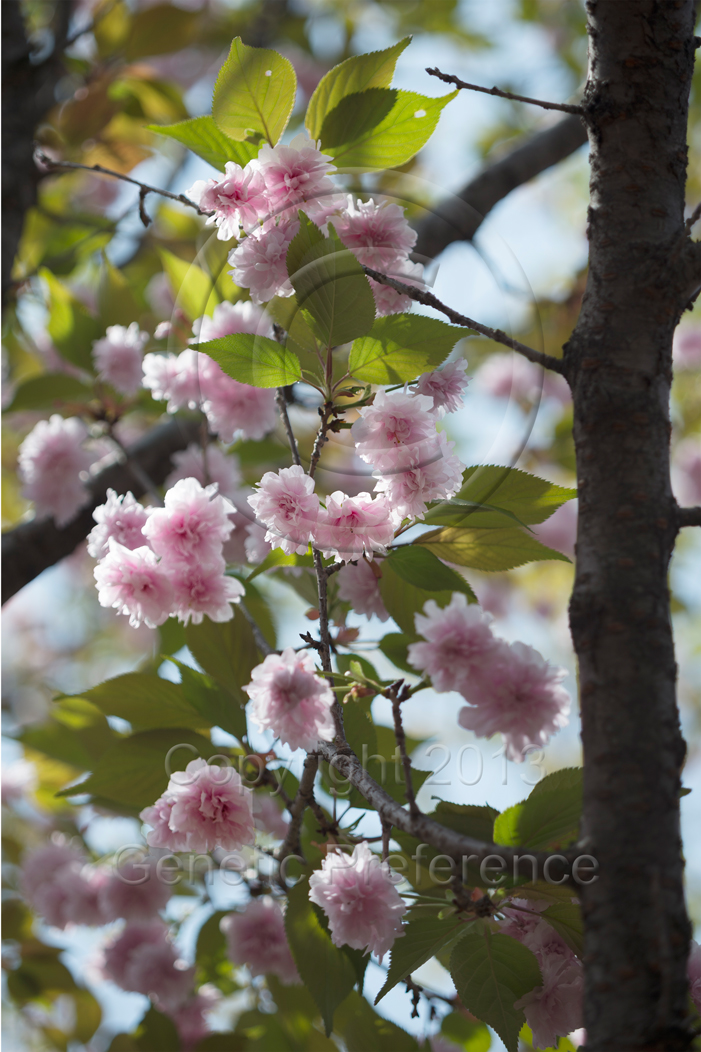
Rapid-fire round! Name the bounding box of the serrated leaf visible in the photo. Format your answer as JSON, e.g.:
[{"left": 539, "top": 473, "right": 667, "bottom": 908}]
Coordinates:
[
  {"left": 416, "top": 526, "right": 570, "bottom": 571},
  {"left": 349, "top": 314, "right": 469, "bottom": 384},
  {"left": 431, "top": 801, "right": 500, "bottom": 844},
  {"left": 375, "top": 915, "right": 469, "bottom": 1003},
  {"left": 450, "top": 932, "right": 542, "bottom": 1052},
  {"left": 428, "top": 466, "right": 576, "bottom": 528},
  {"left": 386, "top": 545, "right": 476, "bottom": 597},
  {"left": 541, "top": 902, "right": 583, "bottom": 957},
  {"left": 4, "top": 373, "right": 94, "bottom": 413},
  {"left": 321, "top": 88, "right": 456, "bottom": 170},
  {"left": 335, "top": 989, "right": 419, "bottom": 1051},
  {"left": 65, "top": 672, "right": 205, "bottom": 730},
  {"left": 185, "top": 607, "right": 260, "bottom": 704},
  {"left": 148, "top": 116, "right": 257, "bottom": 171},
  {"left": 306, "top": 38, "right": 411, "bottom": 140},
  {"left": 212, "top": 37, "right": 296, "bottom": 145},
  {"left": 169, "top": 659, "right": 247, "bottom": 740},
  {"left": 198, "top": 333, "right": 301, "bottom": 387},
  {"left": 378, "top": 552, "right": 475, "bottom": 635},
  {"left": 285, "top": 878, "right": 357, "bottom": 1036},
  {"left": 422, "top": 498, "right": 529, "bottom": 530},
  {"left": 493, "top": 768, "right": 582, "bottom": 850},
  {"left": 158, "top": 247, "right": 218, "bottom": 321}
]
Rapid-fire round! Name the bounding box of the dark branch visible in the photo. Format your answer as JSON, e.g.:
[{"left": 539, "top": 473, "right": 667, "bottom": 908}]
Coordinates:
[
  {"left": 362, "top": 265, "right": 566, "bottom": 375},
  {"left": 275, "top": 388, "right": 301, "bottom": 467},
  {"left": 685, "top": 200, "right": 701, "bottom": 235},
  {"left": 677, "top": 505, "right": 701, "bottom": 528},
  {"left": 388, "top": 680, "right": 420, "bottom": 817},
  {"left": 277, "top": 753, "right": 319, "bottom": 867},
  {"left": 426, "top": 66, "right": 585, "bottom": 116}
]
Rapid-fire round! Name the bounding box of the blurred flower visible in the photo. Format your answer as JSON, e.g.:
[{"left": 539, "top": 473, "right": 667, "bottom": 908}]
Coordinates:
[
  {"left": 337, "top": 558, "right": 389, "bottom": 621},
  {"left": 92, "top": 323, "right": 148, "bottom": 396},
  {"left": 18, "top": 415, "right": 93, "bottom": 526},
  {"left": 245, "top": 647, "right": 335, "bottom": 751},
  {"left": 222, "top": 898, "right": 299, "bottom": 983}
]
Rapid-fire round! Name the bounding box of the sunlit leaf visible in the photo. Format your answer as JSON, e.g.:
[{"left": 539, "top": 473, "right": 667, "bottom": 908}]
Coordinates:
[
  {"left": 212, "top": 37, "right": 296, "bottom": 145},
  {"left": 349, "top": 314, "right": 470, "bottom": 383},
  {"left": 198, "top": 333, "right": 302, "bottom": 387},
  {"left": 148, "top": 116, "right": 258, "bottom": 171}
]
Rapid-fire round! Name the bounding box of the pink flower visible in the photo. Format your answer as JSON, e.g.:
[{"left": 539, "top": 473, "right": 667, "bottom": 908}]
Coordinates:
[
  {"left": 222, "top": 898, "right": 300, "bottom": 983},
  {"left": 18, "top": 415, "right": 93, "bottom": 526},
  {"left": 673, "top": 438, "right": 701, "bottom": 505},
  {"left": 688, "top": 940, "right": 701, "bottom": 1014},
  {"left": 313, "top": 491, "right": 395, "bottom": 562},
  {"left": 20, "top": 841, "right": 86, "bottom": 901},
  {"left": 351, "top": 390, "right": 437, "bottom": 473},
  {"left": 337, "top": 559, "right": 389, "bottom": 621},
  {"left": 102, "top": 921, "right": 194, "bottom": 1010},
  {"left": 140, "top": 759, "right": 255, "bottom": 854},
  {"left": 458, "top": 640, "right": 571, "bottom": 761},
  {"left": 169, "top": 989, "right": 219, "bottom": 1050},
  {"left": 477, "top": 352, "right": 570, "bottom": 405},
  {"left": 308, "top": 841, "right": 407, "bottom": 961},
  {"left": 87, "top": 489, "right": 151, "bottom": 560},
  {"left": 513, "top": 920, "right": 583, "bottom": 1049},
  {"left": 94, "top": 540, "right": 173, "bottom": 628},
  {"left": 99, "top": 856, "right": 172, "bottom": 922},
  {"left": 245, "top": 647, "right": 335, "bottom": 751},
  {"left": 245, "top": 521, "right": 272, "bottom": 563},
  {"left": 27, "top": 861, "right": 109, "bottom": 929},
  {"left": 188, "top": 162, "right": 268, "bottom": 240},
  {"left": 199, "top": 363, "right": 278, "bottom": 443},
  {"left": 407, "top": 594, "right": 499, "bottom": 694},
  {"left": 143, "top": 477, "right": 234, "bottom": 568},
  {"left": 142, "top": 349, "right": 203, "bottom": 411},
  {"left": 330, "top": 196, "right": 417, "bottom": 268},
  {"left": 498, "top": 898, "right": 550, "bottom": 942},
  {"left": 248, "top": 465, "right": 320, "bottom": 555},
  {"left": 192, "top": 300, "right": 274, "bottom": 343},
  {"left": 165, "top": 443, "right": 242, "bottom": 498},
  {"left": 368, "top": 258, "right": 425, "bottom": 316},
  {"left": 414, "top": 358, "right": 470, "bottom": 415},
  {"left": 171, "top": 560, "right": 245, "bottom": 624},
  {"left": 673, "top": 323, "right": 701, "bottom": 369},
  {"left": 374, "top": 432, "right": 464, "bottom": 524},
  {"left": 229, "top": 218, "right": 299, "bottom": 303},
  {"left": 253, "top": 793, "right": 289, "bottom": 839},
  {"left": 92, "top": 323, "right": 148, "bottom": 396},
  {"left": 532, "top": 501, "right": 578, "bottom": 559},
  {"left": 253, "top": 133, "right": 336, "bottom": 217}
]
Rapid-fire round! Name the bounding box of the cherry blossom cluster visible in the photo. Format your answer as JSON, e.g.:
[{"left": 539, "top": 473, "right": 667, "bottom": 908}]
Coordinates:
[
  {"left": 92, "top": 322, "right": 148, "bottom": 396},
  {"left": 187, "top": 133, "right": 425, "bottom": 314},
  {"left": 222, "top": 898, "right": 299, "bottom": 984},
  {"left": 102, "top": 920, "right": 195, "bottom": 1011},
  {"left": 90, "top": 477, "right": 244, "bottom": 628},
  {"left": 18, "top": 414, "right": 93, "bottom": 526},
  {"left": 244, "top": 646, "right": 335, "bottom": 751},
  {"left": 407, "top": 594, "right": 571, "bottom": 760}
]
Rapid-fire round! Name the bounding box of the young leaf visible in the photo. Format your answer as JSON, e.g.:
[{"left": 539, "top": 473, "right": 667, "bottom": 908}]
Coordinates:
[
  {"left": 64, "top": 672, "right": 205, "bottom": 730},
  {"left": 415, "top": 526, "right": 570, "bottom": 571},
  {"left": 378, "top": 551, "right": 475, "bottom": 635},
  {"left": 386, "top": 545, "right": 476, "bottom": 598},
  {"left": 305, "top": 38, "right": 411, "bottom": 140},
  {"left": 284, "top": 878, "right": 357, "bottom": 1036},
  {"left": 378, "top": 632, "right": 416, "bottom": 674},
  {"left": 321, "top": 88, "right": 457, "bottom": 170},
  {"left": 185, "top": 607, "right": 261, "bottom": 704},
  {"left": 198, "top": 332, "right": 302, "bottom": 387},
  {"left": 436, "top": 465, "right": 577, "bottom": 527},
  {"left": 335, "top": 989, "right": 419, "bottom": 1051},
  {"left": 4, "top": 374, "right": 94, "bottom": 413},
  {"left": 450, "top": 931, "right": 542, "bottom": 1052},
  {"left": 375, "top": 915, "right": 469, "bottom": 1004},
  {"left": 158, "top": 247, "right": 219, "bottom": 321},
  {"left": 148, "top": 116, "right": 258, "bottom": 171},
  {"left": 212, "top": 37, "right": 296, "bottom": 145},
  {"left": 349, "top": 314, "right": 470, "bottom": 384},
  {"left": 493, "top": 768, "right": 582, "bottom": 850}
]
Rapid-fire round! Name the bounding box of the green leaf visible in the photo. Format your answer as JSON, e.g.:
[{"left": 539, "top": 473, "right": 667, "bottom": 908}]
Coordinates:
[
  {"left": 19, "top": 697, "right": 113, "bottom": 771},
  {"left": 415, "top": 526, "right": 570, "bottom": 571},
  {"left": 169, "top": 659, "right": 247, "bottom": 741},
  {"left": 450, "top": 931, "right": 542, "bottom": 1052},
  {"left": 305, "top": 38, "right": 411, "bottom": 140},
  {"left": 321, "top": 88, "right": 457, "bottom": 170},
  {"left": 98, "top": 257, "right": 139, "bottom": 330},
  {"left": 422, "top": 498, "right": 529, "bottom": 530},
  {"left": 378, "top": 551, "right": 476, "bottom": 635},
  {"left": 4, "top": 373, "right": 94, "bottom": 413},
  {"left": 212, "top": 36, "right": 296, "bottom": 145},
  {"left": 57, "top": 728, "right": 217, "bottom": 809},
  {"left": 133, "top": 1005, "right": 180, "bottom": 1052},
  {"left": 66, "top": 672, "right": 205, "bottom": 730},
  {"left": 431, "top": 801, "right": 500, "bottom": 844},
  {"left": 493, "top": 768, "right": 582, "bottom": 850},
  {"left": 148, "top": 116, "right": 258, "bottom": 172},
  {"left": 335, "top": 989, "right": 419, "bottom": 1051},
  {"left": 195, "top": 910, "right": 234, "bottom": 989},
  {"left": 430, "top": 466, "right": 577, "bottom": 527},
  {"left": 378, "top": 632, "right": 416, "bottom": 674},
  {"left": 440, "top": 1011, "right": 492, "bottom": 1052},
  {"left": 158, "top": 247, "right": 218, "bottom": 322},
  {"left": 349, "top": 315, "right": 469, "bottom": 384},
  {"left": 185, "top": 607, "right": 260, "bottom": 704},
  {"left": 386, "top": 545, "right": 476, "bottom": 597},
  {"left": 198, "top": 333, "right": 302, "bottom": 387},
  {"left": 540, "top": 902, "right": 583, "bottom": 957},
  {"left": 287, "top": 216, "right": 376, "bottom": 347},
  {"left": 375, "top": 915, "right": 469, "bottom": 1003},
  {"left": 41, "top": 268, "right": 101, "bottom": 371},
  {"left": 285, "top": 877, "right": 357, "bottom": 1036},
  {"left": 126, "top": 4, "right": 199, "bottom": 60}
]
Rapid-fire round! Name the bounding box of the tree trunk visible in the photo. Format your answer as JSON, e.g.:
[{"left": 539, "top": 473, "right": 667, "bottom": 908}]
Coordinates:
[{"left": 567, "top": 2, "right": 700, "bottom": 1048}]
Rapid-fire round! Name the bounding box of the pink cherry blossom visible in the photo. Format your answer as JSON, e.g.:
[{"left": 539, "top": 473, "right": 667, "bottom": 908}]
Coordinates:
[
  {"left": 142, "top": 349, "right": 203, "bottom": 411},
  {"left": 330, "top": 196, "right": 417, "bottom": 268},
  {"left": 407, "top": 594, "right": 499, "bottom": 694},
  {"left": 192, "top": 299, "right": 274, "bottom": 343},
  {"left": 253, "top": 133, "right": 336, "bottom": 217},
  {"left": 308, "top": 841, "right": 407, "bottom": 961},
  {"left": 99, "top": 856, "right": 172, "bottom": 922},
  {"left": 102, "top": 921, "right": 194, "bottom": 1010},
  {"left": 253, "top": 793, "right": 290, "bottom": 839},
  {"left": 92, "top": 323, "right": 148, "bottom": 395},
  {"left": 513, "top": 919, "right": 583, "bottom": 1049},
  {"left": 26, "top": 860, "right": 109, "bottom": 929},
  {"left": 165, "top": 443, "right": 242, "bottom": 498},
  {"left": 248, "top": 465, "right": 320, "bottom": 555},
  {"left": 245, "top": 521, "right": 272, "bottom": 563},
  {"left": 351, "top": 389, "right": 437, "bottom": 473},
  {"left": 141, "top": 759, "right": 255, "bottom": 854},
  {"left": 222, "top": 898, "right": 300, "bottom": 983},
  {"left": 171, "top": 559, "right": 244, "bottom": 624},
  {"left": 18, "top": 415, "right": 93, "bottom": 526},
  {"left": 374, "top": 432, "right": 464, "bottom": 524},
  {"left": 20, "top": 841, "right": 86, "bottom": 900},
  {"left": 532, "top": 501, "right": 578, "bottom": 559},
  {"left": 688, "top": 940, "right": 701, "bottom": 1014},
  {"left": 245, "top": 647, "right": 335, "bottom": 751},
  {"left": 458, "top": 640, "right": 571, "bottom": 761},
  {"left": 313, "top": 491, "right": 395, "bottom": 562},
  {"left": 368, "top": 258, "right": 425, "bottom": 316},
  {"left": 476, "top": 352, "right": 570, "bottom": 405},
  {"left": 143, "top": 477, "right": 234, "bottom": 568},
  {"left": 188, "top": 161, "right": 268, "bottom": 240},
  {"left": 198, "top": 359, "right": 278, "bottom": 443},
  {"left": 87, "top": 489, "right": 151, "bottom": 560},
  {"left": 169, "top": 989, "right": 219, "bottom": 1050},
  {"left": 94, "top": 540, "right": 174, "bottom": 628},
  {"left": 673, "top": 437, "right": 701, "bottom": 505},
  {"left": 673, "top": 323, "right": 701, "bottom": 369},
  {"left": 414, "top": 358, "right": 470, "bottom": 415},
  {"left": 229, "top": 218, "right": 299, "bottom": 303},
  {"left": 337, "top": 559, "right": 389, "bottom": 621}
]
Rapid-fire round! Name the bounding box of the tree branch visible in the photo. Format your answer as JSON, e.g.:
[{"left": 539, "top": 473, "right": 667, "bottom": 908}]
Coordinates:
[
  {"left": 388, "top": 680, "right": 420, "bottom": 817},
  {"left": 426, "top": 66, "right": 585, "bottom": 116},
  {"left": 277, "top": 752, "right": 319, "bottom": 866},
  {"left": 275, "top": 388, "right": 301, "bottom": 467},
  {"left": 362, "top": 265, "right": 566, "bottom": 374},
  {"left": 676, "top": 505, "right": 701, "bottom": 528},
  {"left": 685, "top": 200, "right": 701, "bottom": 235}
]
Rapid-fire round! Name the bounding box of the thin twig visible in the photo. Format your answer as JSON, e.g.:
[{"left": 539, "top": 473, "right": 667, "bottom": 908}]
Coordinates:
[
  {"left": 426, "top": 66, "right": 585, "bottom": 116},
  {"left": 388, "top": 680, "right": 420, "bottom": 817},
  {"left": 381, "top": 818, "right": 393, "bottom": 861},
  {"left": 404, "top": 977, "right": 423, "bottom": 1019},
  {"left": 275, "top": 388, "right": 301, "bottom": 467},
  {"left": 309, "top": 402, "right": 334, "bottom": 479},
  {"left": 277, "top": 753, "right": 319, "bottom": 870},
  {"left": 240, "top": 601, "right": 275, "bottom": 656},
  {"left": 677, "top": 505, "right": 701, "bottom": 528},
  {"left": 362, "top": 265, "right": 566, "bottom": 375},
  {"left": 685, "top": 201, "right": 701, "bottom": 235}
]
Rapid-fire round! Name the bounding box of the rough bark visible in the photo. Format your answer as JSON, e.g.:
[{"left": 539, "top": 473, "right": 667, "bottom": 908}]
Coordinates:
[{"left": 565, "top": 3, "right": 700, "bottom": 1047}]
